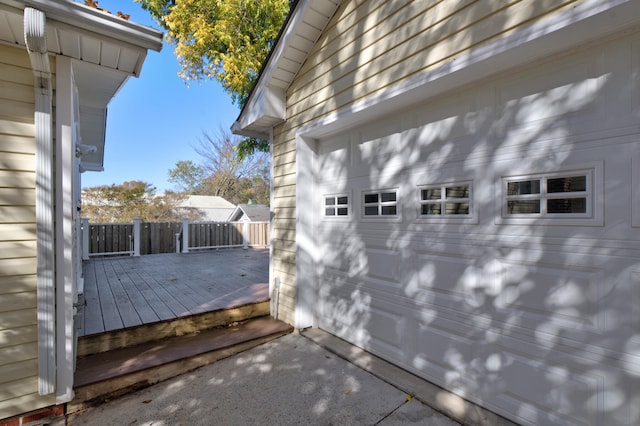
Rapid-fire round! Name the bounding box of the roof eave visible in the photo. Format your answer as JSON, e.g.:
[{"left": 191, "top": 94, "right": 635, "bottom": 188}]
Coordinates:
[
  {"left": 1, "top": 0, "right": 163, "bottom": 171},
  {"left": 11, "top": 0, "right": 162, "bottom": 52},
  {"left": 232, "top": 0, "right": 340, "bottom": 138}
]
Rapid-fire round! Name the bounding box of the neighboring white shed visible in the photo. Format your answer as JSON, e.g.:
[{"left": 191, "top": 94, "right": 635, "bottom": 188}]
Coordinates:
[
  {"left": 178, "top": 195, "right": 235, "bottom": 222},
  {"left": 233, "top": 1, "right": 640, "bottom": 425},
  {"left": 227, "top": 203, "right": 270, "bottom": 222}
]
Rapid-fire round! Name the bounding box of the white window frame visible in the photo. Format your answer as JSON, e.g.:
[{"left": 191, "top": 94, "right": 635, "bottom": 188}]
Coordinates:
[
  {"left": 497, "top": 163, "right": 603, "bottom": 226},
  {"left": 362, "top": 189, "right": 399, "bottom": 218},
  {"left": 323, "top": 193, "right": 350, "bottom": 219},
  {"left": 416, "top": 181, "right": 475, "bottom": 223}
]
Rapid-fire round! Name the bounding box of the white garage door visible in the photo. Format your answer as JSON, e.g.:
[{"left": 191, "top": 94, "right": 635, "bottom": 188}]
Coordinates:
[{"left": 307, "top": 35, "right": 639, "bottom": 426}]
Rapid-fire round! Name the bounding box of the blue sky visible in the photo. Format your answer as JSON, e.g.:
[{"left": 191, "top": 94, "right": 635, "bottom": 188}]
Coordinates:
[{"left": 80, "top": 0, "right": 240, "bottom": 193}]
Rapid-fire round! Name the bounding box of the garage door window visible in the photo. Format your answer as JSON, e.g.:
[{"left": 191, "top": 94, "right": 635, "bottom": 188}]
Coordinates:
[
  {"left": 324, "top": 194, "right": 349, "bottom": 217},
  {"left": 363, "top": 190, "right": 397, "bottom": 217},
  {"left": 419, "top": 183, "right": 471, "bottom": 216},
  {"left": 504, "top": 171, "right": 591, "bottom": 217}
]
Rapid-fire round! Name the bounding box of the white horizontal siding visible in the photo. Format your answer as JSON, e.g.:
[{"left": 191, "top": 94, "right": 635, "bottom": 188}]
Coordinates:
[{"left": 0, "top": 43, "right": 55, "bottom": 419}]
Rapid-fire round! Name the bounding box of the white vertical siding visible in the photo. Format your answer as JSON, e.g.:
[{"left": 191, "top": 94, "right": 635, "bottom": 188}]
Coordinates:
[
  {"left": 271, "top": 0, "right": 578, "bottom": 325},
  {"left": 0, "top": 43, "right": 55, "bottom": 419}
]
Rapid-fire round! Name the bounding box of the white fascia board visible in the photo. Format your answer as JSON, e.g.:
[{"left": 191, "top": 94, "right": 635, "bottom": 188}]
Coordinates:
[
  {"left": 80, "top": 162, "right": 104, "bottom": 173},
  {"left": 7, "top": 0, "right": 162, "bottom": 51},
  {"left": 299, "top": 0, "right": 640, "bottom": 140},
  {"left": 233, "top": 0, "right": 331, "bottom": 137}
]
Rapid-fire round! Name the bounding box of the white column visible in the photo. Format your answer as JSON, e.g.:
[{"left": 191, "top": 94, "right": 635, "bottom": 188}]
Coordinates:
[
  {"left": 182, "top": 218, "right": 189, "bottom": 253},
  {"left": 242, "top": 220, "right": 249, "bottom": 249},
  {"left": 133, "top": 217, "right": 141, "bottom": 256},
  {"left": 54, "top": 55, "right": 75, "bottom": 403},
  {"left": 82, "top": 218, "right": 89, "bottom": 260}
]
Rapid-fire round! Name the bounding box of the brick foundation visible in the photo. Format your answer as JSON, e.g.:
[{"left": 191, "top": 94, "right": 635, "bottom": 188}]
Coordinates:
[{"left": 0, "top": 405, "right": 65, "bottom": 426}]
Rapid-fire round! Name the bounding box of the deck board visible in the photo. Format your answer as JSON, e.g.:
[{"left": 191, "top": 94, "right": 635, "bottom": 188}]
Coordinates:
[
  {"left": 109, "top": 259, "right": 161, "bottom": 324},
  {"left": 103, "top": 261, "right": 143, "bottom": 329},
  {"left": 132, "top": 267, "right": 192, "bottom": 317},
  {"left": 79, "top": 249, "right": 270, "bottom": 337},
  {"left": 115, "top": 259, "right": 178, "bottom": 321},
  {"left": 84, "top": 261, "right": 105, "bottom": 335},
  {"left": 95, "top": 260, "right": 124, "bottom": 333}
]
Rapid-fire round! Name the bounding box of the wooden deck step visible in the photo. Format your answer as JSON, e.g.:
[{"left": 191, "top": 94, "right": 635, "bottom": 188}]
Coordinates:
[
  {"left": 69, "top": 316, "right": 293, "bottom": 414},
  {"left": 77, "top": 300, "right": 270, "bottom": 357}
]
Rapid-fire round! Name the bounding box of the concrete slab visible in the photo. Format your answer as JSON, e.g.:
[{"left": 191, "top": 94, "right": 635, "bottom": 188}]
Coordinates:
[
  {"left": 66, "top": 333, "right": 460, "bottom": 425},
  {"left": 380, "top": 399, "right": 460, "bottom": 426}
]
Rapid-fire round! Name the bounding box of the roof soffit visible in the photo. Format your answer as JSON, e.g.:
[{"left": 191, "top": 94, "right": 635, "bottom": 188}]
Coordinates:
[
  {"left": 0, "top": 0, "right": 163, "bottom": 171},
  {"left": 0, "top": 1, "right": 162, "bottom": 76}
]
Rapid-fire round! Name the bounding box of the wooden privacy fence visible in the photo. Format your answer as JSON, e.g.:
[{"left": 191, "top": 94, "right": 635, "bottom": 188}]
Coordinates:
[{"left": 82, "top": 218, "right": 270, "bottom": 258}]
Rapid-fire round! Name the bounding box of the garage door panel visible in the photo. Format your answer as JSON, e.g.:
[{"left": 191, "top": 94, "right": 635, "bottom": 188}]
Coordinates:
[
  {"left": 479, "top": 331, "right": 611, "bottom": 426},
  {"left": 366, "top": 300, "right": 407, "bottom": 360},
  {"left": 413, "top": 253, "right": 482, "bottom": 297},
  {"left": 318, "top": 281, "right": 371, "bottom": 342},
  {"left": 411, "top": 329, "right": 476, "bottom": 394},
  {"left": 490, "top": 354, "right": 600, "bottom": 426},
  {"left": 496, "top": 260, "right": 602, "bottom": 331},
  {"left": 310, "top": 33, "right": 640, "bottom": 425},
  {"left": 318, "top": 279, "right": 412, "bottom": 358},
  {"left": 365, "top": 248, "right": 400, "bottom": 283},
  {"left": 318, "top": 248, "right": 404, "bottom": 299}
]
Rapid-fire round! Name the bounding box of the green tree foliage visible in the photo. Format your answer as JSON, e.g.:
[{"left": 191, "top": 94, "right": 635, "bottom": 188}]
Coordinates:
[
  {"left": 168, "top": 160, "right": 206, "bottom": 194},
  {"left": 81, "top": 180, "right": 204, "bottom": 223},
  {"left": 135, "top": 0, "right": 290, "bottom": 107},
  {"left": 168, "top": 129, "right": 270, "bottom": 205},
  {"left": 135, "top": 0, "right": 291, "bottom": 158}
]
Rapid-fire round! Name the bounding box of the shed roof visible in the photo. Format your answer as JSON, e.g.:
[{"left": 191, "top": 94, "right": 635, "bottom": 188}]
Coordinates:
[
  {"left": 228, "top": 204, "right": 270, "bottom": 222},
  {"left": 181, "top": 195, "right": 235, "bottom": 210}
]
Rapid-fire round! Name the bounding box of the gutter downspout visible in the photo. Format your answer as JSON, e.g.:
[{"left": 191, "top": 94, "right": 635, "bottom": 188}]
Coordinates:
[{"left": 24, "top": 6, "right": 56, "bottom": 395}]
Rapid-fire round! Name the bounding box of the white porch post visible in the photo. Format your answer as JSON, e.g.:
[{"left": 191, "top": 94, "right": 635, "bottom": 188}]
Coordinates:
[
  {"left": 242, "top": 220, "right": 249, "bottom": 249},
  {"left": 133, "top": 217, "right": 141, "bottom": 256},
  {"left": 182, "top": 218, "right": 189, "bottom": 253},
  {"left": 82, "top": 218, "right": 89, "bottom": 260},
  {"left": 54, "top": 55, "right": 76, "bottom": 403}
]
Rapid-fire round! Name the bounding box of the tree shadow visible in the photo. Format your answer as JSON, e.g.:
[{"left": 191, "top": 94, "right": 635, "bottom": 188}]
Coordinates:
[{"left": 289, "top": 2, "right": 640, "bottom": 425}]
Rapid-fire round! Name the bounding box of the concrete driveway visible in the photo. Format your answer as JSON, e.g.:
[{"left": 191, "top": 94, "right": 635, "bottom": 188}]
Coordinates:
[{"left": 65, "top": 332, "right": 460, "bottom": 425}]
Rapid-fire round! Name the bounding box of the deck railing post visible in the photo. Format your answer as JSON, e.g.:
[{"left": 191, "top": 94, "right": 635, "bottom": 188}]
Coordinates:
[
  {"left": 182, "top": 218, "right": 189, "bottom": 253},
  {"left": 81, "top": 218, "right": 89, "bottom": 260},
  {"left": 133, "top": 217, "right": 141, "bottom": 257},
  {"left": 242, "top": 220, "right": 249, "bottom": 249}
]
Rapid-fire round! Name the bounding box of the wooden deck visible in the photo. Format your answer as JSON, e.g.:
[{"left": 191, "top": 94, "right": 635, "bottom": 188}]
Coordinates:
[{"left": 79, "top": 249, "right": 269, "bottom": 336}]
